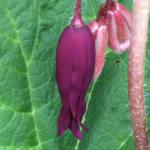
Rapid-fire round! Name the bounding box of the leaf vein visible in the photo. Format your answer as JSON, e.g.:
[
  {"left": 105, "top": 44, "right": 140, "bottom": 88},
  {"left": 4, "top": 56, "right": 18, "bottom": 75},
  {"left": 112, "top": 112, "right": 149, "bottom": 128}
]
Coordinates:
[{"left": 5, "top": 8, "right": 43, "bottom": 149}]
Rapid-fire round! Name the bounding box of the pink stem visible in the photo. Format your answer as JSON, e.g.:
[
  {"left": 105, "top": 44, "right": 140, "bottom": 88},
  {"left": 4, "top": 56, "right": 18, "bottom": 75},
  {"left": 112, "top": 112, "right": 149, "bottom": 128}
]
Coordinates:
[{"left": 128, "top": 0, "right": 150, "bottom": 149}]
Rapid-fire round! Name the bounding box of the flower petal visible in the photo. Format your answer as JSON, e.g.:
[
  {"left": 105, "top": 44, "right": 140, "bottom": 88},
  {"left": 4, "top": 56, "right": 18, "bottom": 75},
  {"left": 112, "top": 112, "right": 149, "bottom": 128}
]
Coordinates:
[
  {"left": 57, "top": 106, "right": 72, "bottom": 136},
  {"left": 115, "top": 2, "right": 132, "bottom": 30},
  {"left": 93, "top": 23, "right": 108, "bottom": 80},
  {"left": 88, "top": 20, "right": 99, "bottom": 39},
  {"left": 107, "top": 10, "right": 131, "bottom": 53}
]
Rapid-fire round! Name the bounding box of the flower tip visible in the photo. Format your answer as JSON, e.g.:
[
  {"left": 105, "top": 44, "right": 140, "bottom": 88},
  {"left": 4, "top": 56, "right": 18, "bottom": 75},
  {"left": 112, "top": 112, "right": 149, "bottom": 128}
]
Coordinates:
[
  {"left": 79, "top": 122, "right": 89, "bottom": 132},
  {"left": 57, "top": 128, "right": 65, "bottom": 137},
  {"left": 75, "top": 131, "right": 83, "bottom": 140}
]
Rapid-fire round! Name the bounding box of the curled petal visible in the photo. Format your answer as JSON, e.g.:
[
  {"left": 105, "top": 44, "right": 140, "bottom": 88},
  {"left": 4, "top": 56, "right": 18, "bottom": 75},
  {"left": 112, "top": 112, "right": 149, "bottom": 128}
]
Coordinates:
[
  {"left": 115, "top": 2, "right": 132, "bottom": 30},
  {"left": 93, "top": 23, "right": 108, "bottom": 80},
  {"left": 107, "top": 10, "right": 131, "bottom": 53}
]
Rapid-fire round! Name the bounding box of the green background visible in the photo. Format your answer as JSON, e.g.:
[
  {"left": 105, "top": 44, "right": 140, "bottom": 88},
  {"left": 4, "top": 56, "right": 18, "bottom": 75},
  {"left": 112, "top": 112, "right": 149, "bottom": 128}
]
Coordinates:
[{"left": 0, "top": 0, "right": 149, "bottom": 149}]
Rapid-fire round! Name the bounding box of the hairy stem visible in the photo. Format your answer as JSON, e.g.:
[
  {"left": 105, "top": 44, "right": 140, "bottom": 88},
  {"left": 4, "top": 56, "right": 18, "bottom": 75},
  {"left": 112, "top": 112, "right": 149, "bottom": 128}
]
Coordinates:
[{"left": 128, "top": 0, "right": 150, "bottom": 149}]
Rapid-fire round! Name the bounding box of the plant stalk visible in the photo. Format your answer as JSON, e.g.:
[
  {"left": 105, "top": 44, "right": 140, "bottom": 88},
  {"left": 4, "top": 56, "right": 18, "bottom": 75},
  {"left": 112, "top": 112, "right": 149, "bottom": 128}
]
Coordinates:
[
  {"left": 71, "top": 0, "right": 83, "bottom": 27},
  {"left": 74, "top": 0, "right": 81, "bottom": 18},
  {"left": 128, "top": 0, "right": 150, "bottom": 149},
  {"left": 106, "top": 0, "right": 113, "bottom": 6}
]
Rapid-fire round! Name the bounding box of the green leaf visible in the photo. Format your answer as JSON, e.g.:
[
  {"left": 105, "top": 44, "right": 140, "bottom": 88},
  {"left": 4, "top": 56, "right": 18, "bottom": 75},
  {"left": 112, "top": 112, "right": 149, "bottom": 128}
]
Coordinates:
[{"left": 0, "top": 0, "right": 149, "bottom": 150}]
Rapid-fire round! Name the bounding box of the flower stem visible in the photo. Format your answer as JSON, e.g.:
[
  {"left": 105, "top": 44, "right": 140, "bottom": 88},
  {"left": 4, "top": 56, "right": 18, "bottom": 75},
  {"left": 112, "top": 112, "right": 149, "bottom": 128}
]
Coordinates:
[
  {"left": 106, "top": 0, "right": 113, "bottom": 6},
  {"left": 128, "top": 0, "right": 150, "bottom": 149},
  {"left": 74, "top": 0, "right": 81, "bottom": 18},
  {"left": 71, "top": 0, "right": 83, "bottom": 27},
  {"left": 97, "top": 0, "right": 113, "bottom": 20}
]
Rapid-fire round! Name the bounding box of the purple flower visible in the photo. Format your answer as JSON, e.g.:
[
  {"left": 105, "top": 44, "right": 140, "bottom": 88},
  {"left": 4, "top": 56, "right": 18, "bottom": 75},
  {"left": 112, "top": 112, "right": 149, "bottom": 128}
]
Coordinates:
[{"left": 56, "top": 0, "right": 95, "bottom": 140}]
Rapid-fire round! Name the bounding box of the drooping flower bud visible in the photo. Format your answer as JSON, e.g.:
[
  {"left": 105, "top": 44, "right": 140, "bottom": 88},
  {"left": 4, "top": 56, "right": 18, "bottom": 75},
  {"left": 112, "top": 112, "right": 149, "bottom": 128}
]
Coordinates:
[
  {"left": 88, "top": 0, "right": 131, "bottom": 80},
  {"left": 95, "top": 0, "right": 131, "bottom": 53},
  {"left": 56, "top": 0, "right": 95, "bottom": 140}
]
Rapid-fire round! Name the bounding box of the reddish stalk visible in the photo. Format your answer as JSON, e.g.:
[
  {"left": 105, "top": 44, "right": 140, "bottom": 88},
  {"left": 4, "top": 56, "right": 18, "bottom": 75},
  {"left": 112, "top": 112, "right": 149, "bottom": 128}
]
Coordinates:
[
  {"left": 97, "top": 0, "right": 114, "bottom": 20},
  {"left": 106, "top": 0, "right": 113, "bottom": 6},
  {"left": 128, "top": 0, "right": 150, "bottom": 149},
  {"left": 71, "top": 0, "right": 83, "bottom": 27},
  {"left": 74, "top": 0, "right": 81, "bottom": 18}
]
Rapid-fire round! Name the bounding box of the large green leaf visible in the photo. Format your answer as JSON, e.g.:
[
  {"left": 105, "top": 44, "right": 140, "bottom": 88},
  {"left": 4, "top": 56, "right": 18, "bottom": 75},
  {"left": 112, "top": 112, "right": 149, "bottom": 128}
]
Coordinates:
[{"left": 0, "top": 0, "right": 149, "bottom": 150}]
